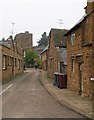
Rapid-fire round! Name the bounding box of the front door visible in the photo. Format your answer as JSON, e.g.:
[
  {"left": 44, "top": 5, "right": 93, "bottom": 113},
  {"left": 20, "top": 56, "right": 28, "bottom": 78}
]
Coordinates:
[
  {"left": 79, "top": 64, "right": 83, "bottom": 95},
  {"left": 12, "top": 57, "right": 14, "bottom": 74}
]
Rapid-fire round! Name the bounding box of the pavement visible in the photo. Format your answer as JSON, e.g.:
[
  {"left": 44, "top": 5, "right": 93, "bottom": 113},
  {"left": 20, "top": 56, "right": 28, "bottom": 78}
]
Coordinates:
[{"left": 39, "top": 69, "right": 93, "bottom": 119}]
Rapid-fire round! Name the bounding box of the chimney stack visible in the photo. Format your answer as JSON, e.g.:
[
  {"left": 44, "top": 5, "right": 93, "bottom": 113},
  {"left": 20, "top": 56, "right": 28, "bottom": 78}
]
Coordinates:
[{"left": 85, "top": 0, "right": 94, "bottom": 14}]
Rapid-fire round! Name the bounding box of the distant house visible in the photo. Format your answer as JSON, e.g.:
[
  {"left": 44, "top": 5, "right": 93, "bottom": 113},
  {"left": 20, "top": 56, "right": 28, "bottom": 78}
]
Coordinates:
[
  {"left": 47, "top": 28, "right": 68, "bottom": 78},
  {"left": 64, "top": 1, "right": 94, "bottom": 97},
  {"left": 32, "top": 45, "right": 45, "bottom": 56},
  {"left": 0, "top": 36, "right": 23, "bottom": 82},
  {"left": 40, "top": 45, "right": 48, "bottom": 70}
]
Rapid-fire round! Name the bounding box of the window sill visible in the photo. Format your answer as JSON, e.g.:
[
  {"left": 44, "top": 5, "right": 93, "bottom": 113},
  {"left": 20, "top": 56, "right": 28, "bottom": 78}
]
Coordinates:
[
  {"left": 91, "top": 78, "right": 94, "bottom": 81},
  {"left": 2, "top": 68, "right": 7, "bottom": 71}
]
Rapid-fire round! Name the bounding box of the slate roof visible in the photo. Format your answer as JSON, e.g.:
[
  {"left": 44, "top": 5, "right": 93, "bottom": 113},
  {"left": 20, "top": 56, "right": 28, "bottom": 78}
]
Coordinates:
[
  {"left": 49, "top": 28, "right": 68, "bottom": 47},
  {"left": 40, "top": 45, "right": 49, "bottom": 55},
  {"left": 0, "top": 40, "right": 10, "bottom": 48}
]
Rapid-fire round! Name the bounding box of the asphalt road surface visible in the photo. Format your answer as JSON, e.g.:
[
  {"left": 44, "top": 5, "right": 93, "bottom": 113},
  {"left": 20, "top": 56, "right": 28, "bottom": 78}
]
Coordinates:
[{"left": 2, "top": 69, "right": 85, "bottom": 118}]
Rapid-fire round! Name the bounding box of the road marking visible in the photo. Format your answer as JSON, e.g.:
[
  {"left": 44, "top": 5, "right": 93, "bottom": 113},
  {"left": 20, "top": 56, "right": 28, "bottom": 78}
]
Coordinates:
[{"left": 0, "top": 84, "right": 12, "bottom": 95}]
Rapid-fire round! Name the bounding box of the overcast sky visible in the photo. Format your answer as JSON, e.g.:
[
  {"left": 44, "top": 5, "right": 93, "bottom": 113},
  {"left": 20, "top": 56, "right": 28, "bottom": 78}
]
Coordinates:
[{"left": 0, "top": 0, "right": 87, "bottom": 46}]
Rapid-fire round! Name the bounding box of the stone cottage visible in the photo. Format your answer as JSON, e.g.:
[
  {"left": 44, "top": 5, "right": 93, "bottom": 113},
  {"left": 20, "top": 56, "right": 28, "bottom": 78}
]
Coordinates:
[
  {"left": 40, "top": 45, "right": 48, "bottom": 70},
  {"left": 64, "top": 1, "right": 94, "bottom": 97},
  {"left": 47, "top": 28, "right": 68, "bottom": 78},
  {"left": 0, "top": 36, "right": 23, "bottom": 82}
]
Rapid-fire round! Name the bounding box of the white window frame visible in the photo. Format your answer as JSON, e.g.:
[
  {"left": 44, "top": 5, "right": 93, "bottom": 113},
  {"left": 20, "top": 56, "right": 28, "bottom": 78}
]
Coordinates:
[
  {"left": 3, "top": 55, "right": 6, "bottom": 70},
  {"left": 72, "top": 59, "right": 74, "bottom": 72},
  {"left": 71, "top": 34, "right": 75, "bottom": 45}
]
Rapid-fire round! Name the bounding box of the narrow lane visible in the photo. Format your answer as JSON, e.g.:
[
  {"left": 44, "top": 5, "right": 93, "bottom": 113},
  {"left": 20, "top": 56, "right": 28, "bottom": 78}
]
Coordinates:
[{"left": 2, "top": 69, "right": 85, "bottom": 118}]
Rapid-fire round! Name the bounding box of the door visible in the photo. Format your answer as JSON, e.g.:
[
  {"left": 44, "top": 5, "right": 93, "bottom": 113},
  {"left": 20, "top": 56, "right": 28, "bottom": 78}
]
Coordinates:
[
  {"left": 79, "top": 64, "right": 83, "bottom": 95},
  {"left": 11, "top": 57, "right": 14, "bottom": 74}
]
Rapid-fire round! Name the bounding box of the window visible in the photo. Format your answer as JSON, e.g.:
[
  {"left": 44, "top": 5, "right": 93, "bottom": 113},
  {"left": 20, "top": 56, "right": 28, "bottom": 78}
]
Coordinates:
[
  {"left": 60, "top": 62, "right": 67, "bottom": 73},
  {"left": 71, "top": 59, "right": 74, "bottom": 72},
  {"left": 18, "top": 59, "right": 20, "bottom": 70},
  {"left": 71, "top": 34, "right": 75, "bottom": 45},
  {"left": 2, "top": 55, "right": 6, "bottom": 70},
  {"left": 21, "top": 60, "right": 23, "bottom": 67},
  {"left": 15, "top": 58, "right": 17, "bottom": 66}
]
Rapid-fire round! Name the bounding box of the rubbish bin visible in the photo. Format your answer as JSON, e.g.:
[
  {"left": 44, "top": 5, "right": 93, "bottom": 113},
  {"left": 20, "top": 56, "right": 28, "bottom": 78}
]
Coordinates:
[
  {"left": 54, "top": 72, "right": 59, "bottom": 86},
  {"left": 58, "top": 73, "right": 67, "bottom": 89}
]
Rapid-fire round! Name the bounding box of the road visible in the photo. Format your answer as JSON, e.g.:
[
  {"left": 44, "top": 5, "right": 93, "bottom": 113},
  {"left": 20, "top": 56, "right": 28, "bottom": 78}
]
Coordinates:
[{"left": 2, "top": 69, "right": 85, "bottom": 118}]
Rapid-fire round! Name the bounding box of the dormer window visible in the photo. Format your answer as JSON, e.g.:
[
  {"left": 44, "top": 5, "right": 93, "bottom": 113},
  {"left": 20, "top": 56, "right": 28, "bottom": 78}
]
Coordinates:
[{"left": 71, "top": 34, "right": 75, "bottom": 45}]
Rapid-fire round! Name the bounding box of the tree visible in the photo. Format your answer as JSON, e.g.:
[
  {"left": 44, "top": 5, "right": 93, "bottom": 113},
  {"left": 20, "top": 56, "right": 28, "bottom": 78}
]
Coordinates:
[
  {"left": 2, "top": 37, "right": 6, "bottom": 41},
  {"left": 37, "top": 32, "right": 49, "bottom": 47},
  {"left": 24, "top": 48, "right": 42, "bottom": 68},
  {"left": 37, "top": 58, "right": 42, "bottom": 69},
  {"left": 24, "top": 48, "right": 38, "bottom": 67}
]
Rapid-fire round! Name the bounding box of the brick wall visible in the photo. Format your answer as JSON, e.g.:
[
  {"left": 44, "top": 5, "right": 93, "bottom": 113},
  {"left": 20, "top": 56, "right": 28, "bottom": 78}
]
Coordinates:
[
  {"left": 2, "top": 39, "right": 23, "bottom": 82},
  {"left": 47, "top": 32, "right": 59, "bottom": 78},
  {"left": 47, "top": 29, "right": 67, "bottom": 79},
  {"left": 41, "top": 51, "right": 48, "bottom": 70},
  {"left": 66, "top": 2, "right": 94, "bottom": 98},
  {"left": 92, "top": 9, "right": 94, "bottom": 77}
]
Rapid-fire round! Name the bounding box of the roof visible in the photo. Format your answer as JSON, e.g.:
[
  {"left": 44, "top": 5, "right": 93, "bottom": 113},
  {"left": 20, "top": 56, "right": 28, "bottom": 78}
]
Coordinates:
[
  {"left": 64, "top": 15, "right": 86, "bottom": 36},
  {"left": 0, "top": 41, "right": 10, "bottom": 48},
  {"left": 40, "top": 45, "right": 49, "bottom": 55},
  {"left": 49, "top": 28, "right": 68, "bottom": 47},
  {"left": 32, "top": 45, "right": 45, "bottom": 55}
]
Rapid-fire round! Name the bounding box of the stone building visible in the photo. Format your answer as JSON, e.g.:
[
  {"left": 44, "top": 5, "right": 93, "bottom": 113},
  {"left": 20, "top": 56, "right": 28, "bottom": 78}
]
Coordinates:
[
  {"left": 64, "top": 1, "right": 94, "bottom": 97},
  {"left": 15, "top": 31, "right": 33, "bottom": 49},
  {"left": 33, "top": 45, "right": 45, "bottom": 56},
  {"left": 40, "top": 45, "right": 48, "bottom": 70},
  {"left": 47, "top": 28, "right": 68, "bottom": 78},
  {"left": 0, "top": 36, "right": 23, "bottom": 82}
]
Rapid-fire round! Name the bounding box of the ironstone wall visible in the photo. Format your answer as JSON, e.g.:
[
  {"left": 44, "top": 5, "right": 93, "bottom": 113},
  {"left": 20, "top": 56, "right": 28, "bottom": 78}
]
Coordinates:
[
  {"left": 92, "top": 2, "right": 94, "bottom": 118},
  {"left": 92, "top": 82, "right": 94, "bottom": 118}
]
